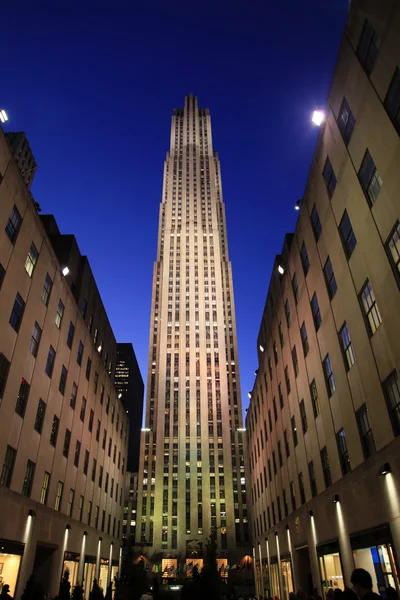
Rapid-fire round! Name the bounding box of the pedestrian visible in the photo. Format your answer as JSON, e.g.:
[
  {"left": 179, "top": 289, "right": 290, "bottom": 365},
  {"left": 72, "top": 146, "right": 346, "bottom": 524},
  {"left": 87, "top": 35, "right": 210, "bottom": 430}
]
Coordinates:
[
  {"left": 326, "top": 590, "right": 335, "bottom": 600},
  {"left": 350, "top": 569, "right": 381, "bottom": 600},
  {"left": 290, "top": 592, "right": 300, "bottom": 600},
  {"left": 0, "top": 585, "right": 13, "bottom": 600},
  {"left": 334, "top": 589, "right": 343, "bottom": 600},
  {"left": 342, "top": 588, "right": 359, "bottom": 600},
  {"left": 313, "top": 588, "right": 323, "bottom": 600},
  {"left": 297, "top": 588, "right": 309, "bottom": 600},
  {"left": 386, "top": 586, "right": 398, "bottom": 600}
]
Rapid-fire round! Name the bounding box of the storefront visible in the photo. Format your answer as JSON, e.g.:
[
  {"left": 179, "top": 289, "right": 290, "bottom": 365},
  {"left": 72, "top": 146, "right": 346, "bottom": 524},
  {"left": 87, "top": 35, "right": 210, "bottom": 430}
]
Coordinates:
[
  {"left": 0, "top": 540, "right": 24, "bottom": 597},
  {"left": 63, "top": 552, "right": 80, "bottom": 590},
  {"left": 281, "top": 555, "right": 294, "bottom": 600},
  {"left": 99, "top": 558, "right": 109, "bottom": 591},
  {"left": 269, "top": 557, "right": 280, "bottom": 598},
  {"left": 83, "top": 556, "right": 96, "bottom": 600},
  {"left": 318, "top": 542, "right": 344, "bottom": 594}
]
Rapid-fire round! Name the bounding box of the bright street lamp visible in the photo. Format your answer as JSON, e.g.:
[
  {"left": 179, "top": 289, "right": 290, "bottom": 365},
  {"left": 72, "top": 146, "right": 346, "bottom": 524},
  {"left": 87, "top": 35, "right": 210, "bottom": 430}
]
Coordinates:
[
  {"left": 0, "top": 110, "right": 8, "bottom": 124},
  {"left": 312, "top": 110, "right": 325, "bottom": 126}
]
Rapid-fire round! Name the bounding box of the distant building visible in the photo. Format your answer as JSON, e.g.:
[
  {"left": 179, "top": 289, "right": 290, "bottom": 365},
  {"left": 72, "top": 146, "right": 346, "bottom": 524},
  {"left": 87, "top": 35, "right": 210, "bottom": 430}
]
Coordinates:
[
  {"left": 5, "top": 131, "right": 37, "bottom": 188},
  {"left": 247, "top": 2, "right": 400, "bottom": 599},
  {"left": 114, "top": 343, "right": 144, "bottom": 473}
]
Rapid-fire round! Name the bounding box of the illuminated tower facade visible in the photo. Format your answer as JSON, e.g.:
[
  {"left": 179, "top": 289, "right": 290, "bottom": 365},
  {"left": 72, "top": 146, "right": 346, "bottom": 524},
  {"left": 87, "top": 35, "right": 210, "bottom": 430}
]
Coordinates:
[{"left": 136, "top": 95, "right": 249, "bottom": 568}]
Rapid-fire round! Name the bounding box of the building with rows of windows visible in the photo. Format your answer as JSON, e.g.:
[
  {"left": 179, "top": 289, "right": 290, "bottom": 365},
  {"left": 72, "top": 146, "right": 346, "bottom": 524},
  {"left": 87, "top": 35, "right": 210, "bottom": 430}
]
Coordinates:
[
  {"left": 247, "top": 1, "right": 400, "bottom": 599},
  {"left": 0, "top": 126, "right": 131, "bottom": 599}
]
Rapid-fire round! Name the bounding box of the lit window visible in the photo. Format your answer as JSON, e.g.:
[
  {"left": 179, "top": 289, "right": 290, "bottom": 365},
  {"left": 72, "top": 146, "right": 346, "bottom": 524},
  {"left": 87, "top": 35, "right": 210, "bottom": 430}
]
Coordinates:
[
  {"left": 310, "top": 379, "right": 320, "bottom": 418},
  {"left": 358, "top": 149, "right": 382, "bottom": 206},
  {"left": 339, "top": 323, "right": 355, "bottom": 370},
  {"left": 337, "top": 97, "right": 356, "bottom": 145},
  {"left": 55, "top": 300, "right": 65, "bottom": 329},
  {"left": 357, "top": 19, "right": 380, "bottom": 76},
  {"left": 360, "top": 280, "right": 382, "bottom": 335},
  {"left": 25, "top": 243, "right": 39, "bottom": 277},
  {"left": 322, "top": 157, "right": 337, "bottom": 197}
]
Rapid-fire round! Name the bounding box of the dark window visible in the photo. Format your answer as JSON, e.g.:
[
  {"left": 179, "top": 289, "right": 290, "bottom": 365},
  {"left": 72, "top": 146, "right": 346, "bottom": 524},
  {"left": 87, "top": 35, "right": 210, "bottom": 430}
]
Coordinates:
[
  {"left": 0, "top": 263, "right": 5, "bottom": 289},
  {"left": 339, "top": 323, "right": 355, "bottom": 370},
  {"left": 320, "top": 447, "right": 332, "bottom": 488},
  {"left": 108, "top": 437, "right": 112, "bottom": 457},
  {"left": 22, "top": 460, "right": 35, "bottom": 497},
  {"left": 337, "top": 97, "right": 356, "bottom": 145},
  {"left": 79, "top": 495, "right": 84, "bottom": 521},
  {"left": 74, "top": 440, "right": 81, "bottom": 467},
  {"left": 278, "top": 322, "right": 284, "bottom": 347},
  {"left": 99, "top": 465, "right": 103, "bottom": 488},
  {"left": 80, "top": 397, "right": 86, "bottom": 422},
  {"left": 50, "top": 415, "right": 59, "bottom": 447},
  {"left": 67, "top": 322, "right": 75, "bottom": 349},
  {"left": 278, "top": 440, "right": 283, "bottom": 467},
  {"left": 96, "top": 420, "right": 101, "bottom": 442},
  {"left": 5, "top": 205, "right": 22, "bottom": 243},
  {"left": 292, "top": 346, "right": 299, "bottom": 377},
  {"left": 310, "top": 379, "right": 320, "bottom": 418},
  {"left": 384, "top": 68, "right": 400, "bottom": 134},
  {"left": 300, "top": 243, "right": 310, "bottom": 276},
  {"left": 94, "top": 372, "right": 99, "bottom": 393},
  {"left": 59, "top": 366, "right": 68, "bottom": 395},
  {"left": 16, "top": 379, "right": 30, "bottom": 418},
  {"left": 0, "top": 445, "right": 16, "bottom": 487},
  {"left": 356, "top": 403, "right": 376, "bottom": 459},
  {"left": 0, "top": 354, "right": 10, "bottom": 399},
  {"left": 290, "top": 481, "right": 296, "bottom": 511},
  {"left": 83, "top": 450, "right": 89, "bottom": 475},
  {"left": 311, "top": 293, "right": 322, "bottom": 331},
  {"left": 285, "top": 300, "right": 291, "bottom": 327},
  {"left": 29, "top": 322, "right": 42, "bottom": 357},
  {"left": 268, "top": 358, "right": 273, "bottom": 380},
  {"left": 41, "top": 274, "right": 53, "bottom": 306},
  {"left": 360, "top": 280, "right": 382, "bottom": 335},
  {"left": 291, "top": 416, "right": 298, "bottom": 447},
  {"left": 284, "top": 429, "right": 290, "bottom": 457},
  {"left": 358, "top": 149, "right": 382, "bottom": 206},
  {"left": 70, "top": 382, "right": 77, "bottom": 410},
  {"left": 278, "top": 383, "right": 284, "bottom": 409},
  {"left": 81, "top": 299, "right": 88, "bottom": 318},
  {"left": 105, "top": 472, "right": 109, "bottom": 493},
  {"left": 273, "top": 397, "right": 278, "bottom": 422},
  {"left": 298, "top": 472, "right": 306, "bottom": 504},
  {"left": 102, "top": 429, "right": 107, "bottom": 450},
  {"left": 100, "top": 384, "right": 105, "bottom": 405},
  {"left": 63, "top": 429, "right": 71, "bottom": 458},
  {"left": 336, "top": 428, "right": 351, "bottom": 475},
  {"left": 86, "top": 357, "right": 92, "bottom": 381},
  {"left": 25, "top": 243, "right": 39, "bottom": 277},
  {"left": 34, "top": 399, "right": 46, "bottom": 433},
  {"left": 92, "top": 458, "right": 97, "bottom": 482},
  {"left": 339, "top": 210, "right": 357, "bottom": 259},
  {"left": 292, "top": 274, "right": 299, "bottom": 304},
  {"left": 77, "top": 341, "right": 84, "bottom": 366},
  {"left": 45, "top": 346, "right": 56, "bottom": 378},
  {"left": 300, "top": 322, "right": 309, "bottom": 357},
  {"left": 55, "top": 300, "right": 64, "bottom": 329},
  {"left": 284, "top": 366, "right": 291, "bottom": 394},
  {"left": 323, "top": 257, "right": 338, "bottom": 299},
  {"left": 88, "top": 409, "right": 94, "bottom": 433},
  {"left": 383, "top": 370, "right": 400, "bottom": 436},
  {"left": 311, "top": 205, "right": 322, "bottom": 241},
  {"left": 106, "top": 395, "right": 110, "bottom": 415},
  {"left": 322, "top": 157, "right": 337, "bottom": 197},
  {"left": 323, "top": 354, "right": 336, "bottom": 397},
  {"left": 386, "top": 221, "right": 400, "bottom": 286},
  {"left": 308, "top": 461, "right": 317, "bottom": 498},
  {"left": 357, "top": 19, "right": 380, "bottom": 76},
  {"left": 9, "top": 293, "right": 25, "bottom": 332},
  {"left": 273, "top": 341, "right": 278, "bottom": 365},
  {"left": 300, "top": 399, "right": 308, "bottom": 433}
]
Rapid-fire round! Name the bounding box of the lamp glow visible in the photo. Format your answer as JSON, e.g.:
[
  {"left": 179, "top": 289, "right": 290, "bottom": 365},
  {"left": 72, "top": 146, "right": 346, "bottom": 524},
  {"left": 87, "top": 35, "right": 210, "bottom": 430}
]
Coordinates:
[
  {"left": 248, "top": 392, "right": 252, "bottom": 399},
  {"left": 98, "top": 345, "right": 102, "bottom": 352},
  {"left": 379, "top": 463, "right": 391, "bottom": 476},
  {"left": 295, "top": 199, "right": 302, "bottom": 211},
  {"left": 118, "top": 393, "right": 122, "bottom": 399},
  {"left": 0, "top": 110, "right": 8, "bottom": 123},
  {"left": 278, "top": 265, "right": 285, "bottom": 275},
  {"left": 333, "top": 494, "right": 340, "bottom": 504},
  {"left": 259, "top": 344, "right": 264, "bottom": 353},
  {"left": 312, "top": 110, "right": 325, "bottom": 126},
  {"left": 62, "top": 266, "right": 69, "bottom": 276}
]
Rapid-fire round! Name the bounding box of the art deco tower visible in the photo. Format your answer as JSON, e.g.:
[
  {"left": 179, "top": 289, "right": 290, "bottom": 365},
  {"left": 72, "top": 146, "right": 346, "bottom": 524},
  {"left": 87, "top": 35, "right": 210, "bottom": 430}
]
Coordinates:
[{"left": 136, "top": 96, "right": 249, "bottom": 567}]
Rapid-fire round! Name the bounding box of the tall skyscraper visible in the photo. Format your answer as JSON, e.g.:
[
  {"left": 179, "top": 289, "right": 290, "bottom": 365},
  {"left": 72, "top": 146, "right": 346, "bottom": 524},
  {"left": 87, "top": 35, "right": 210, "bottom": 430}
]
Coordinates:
[{"left": 136, "top": 96, "right": 249, "bottom": 571}]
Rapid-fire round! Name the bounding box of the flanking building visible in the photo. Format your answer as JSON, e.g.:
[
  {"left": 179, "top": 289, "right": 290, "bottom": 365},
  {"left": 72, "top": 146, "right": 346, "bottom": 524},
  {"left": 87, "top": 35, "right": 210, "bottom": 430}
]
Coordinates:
[{"left": 247, "top": 1, "right": 400, "bottom": 598}]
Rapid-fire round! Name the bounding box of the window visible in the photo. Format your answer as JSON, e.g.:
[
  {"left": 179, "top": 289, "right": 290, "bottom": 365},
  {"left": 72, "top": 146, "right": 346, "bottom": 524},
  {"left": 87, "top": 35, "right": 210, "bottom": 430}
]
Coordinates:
[
  {"left": 357, "top": 19, "right": 380, "bottom": 76},
  {"left": 356, "top": 403, "right": 376, "bottom": 459},
  {"left": 323, "top": 355, "right": 336, "bottom": 397},
  {"left": 386, "top": 221, "right": 400, "bottom": 285},
  {"left": 298, "top": 472, "right": 306, "bottom": 504},
  {"left": 323, "top": 257, "right": 338, "bottom": 299},
  {"left": 41, "top": 274, "right": 53, "bottom": 306},
  {"left": 299, "top": 400, "right": 308, "bottom": 434},
  {"left": 336, "top": 428, "right": 351, "bottom": 475},
  {"left": 63, "top": 429, "right": 71, "bottom": 458},
  {"left": 0, "top": 354, "right": 10, "bottom": 399},
  {"left": 86, "top": 357, "right": 92, "bottom": 380},
  {"left": 360, "top": 280, "right": 382, "bottom": 335},
  {"left": 5, "top": 205, "right": 22, "bottom": 243},
  {"left": 383, "top": 371, "right": 400, "bottom": 436},
  {"left": 67, "top": 322, "right": 75, "bottom": 349},
  {"left": 50, "top": 415, "right": 59, "bottom": 447},
  {"left": 290, "top": 481, "right": 296, "bottom": 511},
  {"left": 273, "top": 397, "right": 278, "bottom": 422},
  {"left": 284, "top": 366, "right": 291, "bottom": 394},
  {"left": 67, "top": 489, "right": 75, "bottom": 517},
  {"left": 79, "top": 495, "right": 84, "bottom": 521},
  {"left": 284, "top": 429, "right": 290, "bottom": 457},
  {"left": 310, "top": 379, "right": 320, "bottom": 418},
  {"left": 105, "top": 473, "right": 109, "bottom": 493},
  {"left": 310, "top": 205, "right": 322, "bottom": 241},
  {"left": 88, "top": 409, "right": 94, "bottom": 433},
  {"left": 45, "top": 346, "right": 56, "bottom": 378},
  {"left": 0, "top": 445, "right": 16, "bottom": 487},
  {"left": 278, "top": 383, "right": 284, "bottom": 409},
  {"left": 81, "top": 299, "right": 88, "bottom": 318},
  {"left": 9, "top": 293, "right": 25, "bottom": 332},
  {"left": 337, "top": 97, "right": 356, "bottom": 145},
  {"left": 40, "top": 472, "right": 51, "bottom": 505},
  {"left": 0, "top": 263, "right": 5, "bottom": 289},
  {"left": 284, "top": 300, "right": 291, "bottom": 327},
  {"left": 292, "top": 346, "right": 299, "bottom": 377},
  {"left": 311, "top": 294, "right": 322, "bottom": 331},
  {"left": 29, "top": 322, "right": 42, "bottom": 357},
  {"left": 80, "top": 397, "right": 86, "bottom": 422},
  {"left": 291, "top": 416, "right": 298, "bottom": 447},
  {"left": 300, "top": 243, "right": 310, "bottom": 276},
  {"left": 339, "top": 323, "right": 355, "bottom": 370},
  {"left": 300, "top": 322, "right": 309, "bottom": 357},
  {"left": 339, "top": 210, "right": 357, "bottom": 259},
  {"left": 77, "top": 341, "right": 84, "bottom": 366},
  {"left": 384, "top": 68, "right": 400, "bottom": 133},
  {"left": 98, "top": 465, "right": 103, "bottom": 488},
  {"left": 102, "top": 429, "right": 107, "bottom": 450},
  {"left": 22, "top": 460, "right": 35, "bottom": 497},
  {"left": 322, "top": 157, "right": 337, "bottom": 197},
  {"left": 273, "top": 341, "right": 278, "bottom": 365},
  {"left": 34, "top": 399, "right": 46, "bottom": 433},
  {"left": 292, "top": 274, "right": 299, "bottom": 304},
  {"left": 74, "top": 441, "right": 81, "bottom": 467},
  {"left": 70, "top": 382, "right": 77, "bottom": 410},
  {"left": 92, "top": 458, "right": 97, "bottom": 482},
  {"left": 278, "top": 322, "right": 284, "bottom": 347},
  {"left": 25, "top": 243, "right": 38, "bottom": 277},
  {"left": 55, "top": 481, "right": 63, "bottom": 511},
  {"left": 95, "top": 506, "right": 99, "bottom": 529},
  {"left": 55, "top": 300, "right": 64, "bottom": 329},
  {"left": 358, "top": 149, "right": 382, "bottom": 206},
  {"left": 15, "top": 379, "right": 30, "bottom": 418},
  {"left": 320, "top": 447, "right": 332, "bottom": 488},
  {"left": 83, "top": 450, "right": 89, "bottom": 476},
  {"left": 308, "top": 460, "right": 317, "bottom": 497},
  {"left": 59, "top": 365, "right": 68, "bottom": 395},
  {"left": 96, "top": 420, "right": 100, "bottom": 442}
]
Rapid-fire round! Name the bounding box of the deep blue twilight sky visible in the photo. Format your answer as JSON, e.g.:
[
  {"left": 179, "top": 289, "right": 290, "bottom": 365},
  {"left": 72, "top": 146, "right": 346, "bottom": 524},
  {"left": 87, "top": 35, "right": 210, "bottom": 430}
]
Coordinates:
[{"left": 1, "top": 0, "right": 348, "bottom": 419}]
